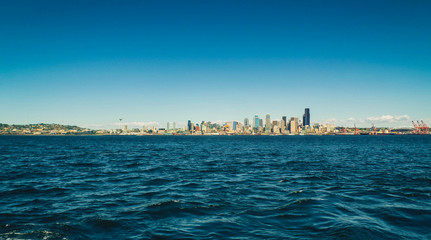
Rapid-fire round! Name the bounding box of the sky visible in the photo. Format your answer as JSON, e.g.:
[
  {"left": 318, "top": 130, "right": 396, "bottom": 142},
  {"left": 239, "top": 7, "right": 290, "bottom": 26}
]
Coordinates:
[{"left": 1, "top": 0, "right": 430, "bottom": 129}]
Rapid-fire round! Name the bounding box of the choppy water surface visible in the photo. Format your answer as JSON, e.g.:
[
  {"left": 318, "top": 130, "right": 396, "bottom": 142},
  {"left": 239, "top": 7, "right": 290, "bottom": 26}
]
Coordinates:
[{"left": 1, "top": 135, "right": 430, "bottom": 239}]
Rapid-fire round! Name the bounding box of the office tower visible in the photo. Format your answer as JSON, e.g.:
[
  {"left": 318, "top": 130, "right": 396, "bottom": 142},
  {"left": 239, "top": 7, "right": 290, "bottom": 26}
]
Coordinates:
[
  {"left": 173, "top": 122, "right": 176, "bottom": 130},
  {"left": 233, "top": 121, "right": 238, "bottom": 131},
  {"left": 254, "top": 115, "right": 259, "bottom": 128},
  {"left": 303, "top": 108, "right": 310, "bottom": 127},
  {"left": 244, "top": 118, "right": 249, "bottom": 127},
  {"left": 273, "top": 125, "right": 280, "bottom": 134},
  {"left": 290, "top": 117, "right": 298, "bottom": 133},
  {"left": 265, "top": 114, "right": 271, "bottom": 132},
  {"left": 167, "top": 122, "right": 170, "bottom": 131},
  {"left": 259, "top": 119, "right": 263, "bottom": 128},
  {"left": 188, "top": 120, "right": 192, "bottom": 132},
  {"left": 272, "top": 120, "right": 279, "bottom": 133},
  {"left": 281, "top": 119, "right": 286, "bottom": 131},
  {"left": 282, "top": 116, "right": 287, "bottom": 127}
]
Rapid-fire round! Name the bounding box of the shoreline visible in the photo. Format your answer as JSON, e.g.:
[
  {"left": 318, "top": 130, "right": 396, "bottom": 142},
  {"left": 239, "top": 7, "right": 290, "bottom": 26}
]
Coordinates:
[{"left": 0, "top": 133, "right": 428, "bottom": 136}]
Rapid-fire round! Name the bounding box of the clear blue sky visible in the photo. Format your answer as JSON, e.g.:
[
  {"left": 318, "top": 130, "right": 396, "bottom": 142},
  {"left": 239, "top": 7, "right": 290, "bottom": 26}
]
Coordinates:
[{"left": 1, "top": 0, "right": 430, "bottom": 128}]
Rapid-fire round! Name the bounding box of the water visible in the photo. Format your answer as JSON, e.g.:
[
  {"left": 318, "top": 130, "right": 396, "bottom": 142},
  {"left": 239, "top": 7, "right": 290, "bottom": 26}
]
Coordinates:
[{"left": 0, "top": 135, "right": 430, "bottom": 239}]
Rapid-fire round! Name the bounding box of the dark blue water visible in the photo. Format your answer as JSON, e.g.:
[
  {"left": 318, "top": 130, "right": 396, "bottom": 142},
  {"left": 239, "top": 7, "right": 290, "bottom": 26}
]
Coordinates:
[{"left": 1, "top": 136, "right": 430, "bottom": 239}]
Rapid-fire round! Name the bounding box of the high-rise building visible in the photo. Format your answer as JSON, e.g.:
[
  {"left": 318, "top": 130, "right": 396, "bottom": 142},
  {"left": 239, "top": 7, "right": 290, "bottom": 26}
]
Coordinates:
[
  {"left": 303, "top": 108, "right": 310, "bottom": 127},
  {"left": 272, "top": 120, "right": 279, "bottom": 133},
  {"left": 167, "top": 122, "right": 170, "bottom": 131},
  {"left": 188, "top": 120, "right": 192, "bottom": 132},
  {"left": 244, "top": 118, "right": 249, "bottom": 127},
  {"left": 233, "top": 121, "right": 238, "bottom": 131},
  {"left": 265, "top": 114, "right": 271, "bottom": 132},
  {"left": 281, "top": 119, "right": 286, "bottom": 127},
  {"left": 254, "top": 115, "right": 259, "bottom": 128},
  {"left": 173, "top": 122, "right": 176, "bottom": 130},
  {"left": 290, "top": 117, "right": 298, "bottom": 133},
  {"left": 282, "top": 116, "right": 287, "bottom": 127},
  {"left": 259, "top": 119, "right": 263, "bottom": 128}
]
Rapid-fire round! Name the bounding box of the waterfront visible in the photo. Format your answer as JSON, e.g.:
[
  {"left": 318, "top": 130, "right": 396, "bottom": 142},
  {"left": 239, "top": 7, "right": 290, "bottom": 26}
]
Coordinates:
[{"left": 1, "top": 135, "right": 431, "bottom": 239}]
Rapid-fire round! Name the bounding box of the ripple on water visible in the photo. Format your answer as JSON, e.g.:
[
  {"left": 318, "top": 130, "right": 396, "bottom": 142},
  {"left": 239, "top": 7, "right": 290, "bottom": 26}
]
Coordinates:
[{"left": 1, "top": 135, "right": 431, "bottom": 239}]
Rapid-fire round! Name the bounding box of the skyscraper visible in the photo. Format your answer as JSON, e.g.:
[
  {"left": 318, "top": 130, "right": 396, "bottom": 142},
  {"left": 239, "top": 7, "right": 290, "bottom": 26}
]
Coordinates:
[
  {"left": 290, "top": 117, "right": 298, "bottom": 133},
  {"left": 265, "top": 114, "right": 271, "bottom": 132},
  {"left": 233, "top": 121, "right": 238, "bottom": 131},
  {"left": 188, "top": 120, "right": 192, "bottom": 132},
  {"left": 282, "top": 116, "right": 287, "bottom": 127},
  {"left": 173, "top": 122, "right": 176, "bottom": 130},
  {"left": 303, "top": 108, "right": 310, "bottom": 127},
  {"left": 254, "top": 115, "right": 259, "bottom": 128},
  {"left": 244, "top": 118, "right": 249, "bottom": 127},
  {"left": 167, "top": 122, "right": 170, "bottom": 131}
]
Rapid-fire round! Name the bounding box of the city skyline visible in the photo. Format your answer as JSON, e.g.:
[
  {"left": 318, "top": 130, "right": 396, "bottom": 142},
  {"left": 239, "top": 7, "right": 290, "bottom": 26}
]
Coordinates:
[
  {"left": 1, "top": 1, "right": 430, "bottom": 128},
  {"left": 93, "top": 109, "right": 418, "bottom": 130}
]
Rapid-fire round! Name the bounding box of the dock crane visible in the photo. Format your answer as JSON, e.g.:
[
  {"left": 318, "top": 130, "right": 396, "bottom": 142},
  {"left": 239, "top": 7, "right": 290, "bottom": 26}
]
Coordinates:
[
  {"left": 412, "top": 121, "right": 419, "bottom": 134},
  {"left": 421, "top": 120, "right": 430, "bottom": 134},
  {"left": 412, "top": 120, "right": 430, "bottom": 134}
]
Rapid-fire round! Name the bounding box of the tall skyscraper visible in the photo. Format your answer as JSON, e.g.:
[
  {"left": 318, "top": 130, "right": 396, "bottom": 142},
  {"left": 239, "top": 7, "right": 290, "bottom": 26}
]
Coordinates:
[
  {"left": 244, "top": 118, "right": 249, "bottom": 127},
  {"left": 265, "top": 114, "right": 271, "bottom": 132},
  {"left": 188, "top": 120, "right": 192, "bottom": 132},
  {"left": 233, "top": 121, "right": 238, "bottom": 131},
  {"left": 173, "top": 122, "right": 176, "bottom": 130},
  {"left": 282, "top": 116, "right": 287, "bottom": 127},
  {"left": 167, "top": 122, "right": 170, "bottom": 131},
  {"left": 290, "top": 117, "right": 298, "bottom": 133},
  {"left": 254, "top": 115, "right": 259, "bottom": 128},
  {"left": 303, "top": 108, "right": 310, "bottom": 127}
]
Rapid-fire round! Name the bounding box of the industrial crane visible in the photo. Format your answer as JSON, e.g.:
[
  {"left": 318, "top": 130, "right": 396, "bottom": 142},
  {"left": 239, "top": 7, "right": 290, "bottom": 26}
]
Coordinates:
[
  {"left": 421, "top": 120, "right": 430, "bottom": 134},
  {"left": 412, "top": 120, "right": 430, "bottom": 134},
  {"left": 412, "top": 121, "right": 419, "bottom": 134}
]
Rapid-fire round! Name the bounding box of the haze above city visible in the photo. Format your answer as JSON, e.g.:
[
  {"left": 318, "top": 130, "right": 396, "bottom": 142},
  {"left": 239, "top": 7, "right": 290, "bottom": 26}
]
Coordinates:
[{"left": 1, "top": 1, "right": 430, "bottom": 129}]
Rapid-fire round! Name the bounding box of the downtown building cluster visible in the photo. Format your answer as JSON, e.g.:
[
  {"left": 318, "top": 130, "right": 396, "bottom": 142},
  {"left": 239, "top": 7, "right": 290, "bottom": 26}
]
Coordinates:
[
  {"left": 116, "top": 108, "right": 337, "bottom": 135},
  {"left": 181, "top": 108, "right": 313, "bottom": 135}
]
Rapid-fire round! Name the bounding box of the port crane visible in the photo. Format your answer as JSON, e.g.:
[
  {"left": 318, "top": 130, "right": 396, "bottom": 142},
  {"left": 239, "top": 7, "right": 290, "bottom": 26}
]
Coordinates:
[
  {"left": 412, "top": 121, "right": 419, "bottom": 134},
  {"left": 422, "top": 121, "right": 430, "bottom": 134},
  {"left": 412, "top": 120, "right": 430, "bottom": 134}
]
